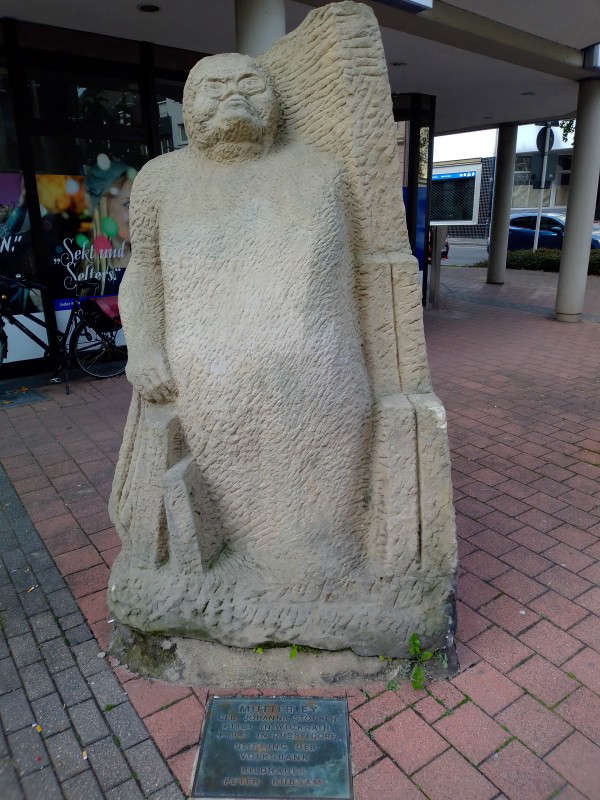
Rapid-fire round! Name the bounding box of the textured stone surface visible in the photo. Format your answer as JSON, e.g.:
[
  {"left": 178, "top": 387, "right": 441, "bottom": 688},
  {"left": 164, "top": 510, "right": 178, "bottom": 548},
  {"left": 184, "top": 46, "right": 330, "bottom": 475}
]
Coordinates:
[{"left": 107, "top": 0, "right": 456, "bottom": 660}]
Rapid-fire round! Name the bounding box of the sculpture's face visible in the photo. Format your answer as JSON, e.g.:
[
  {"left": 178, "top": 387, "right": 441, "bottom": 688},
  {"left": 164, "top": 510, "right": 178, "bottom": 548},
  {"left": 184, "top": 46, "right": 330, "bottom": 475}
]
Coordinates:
[{"left": 184, "top": 54, "right": 278, "bottom": 159}]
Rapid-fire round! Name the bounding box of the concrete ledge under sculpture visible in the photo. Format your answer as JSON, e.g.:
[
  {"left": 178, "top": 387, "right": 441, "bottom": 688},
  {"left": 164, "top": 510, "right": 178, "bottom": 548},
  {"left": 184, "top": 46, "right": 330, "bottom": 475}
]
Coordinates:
[{"left": 108, "top": 1, "right": 457, "bottom": 668}]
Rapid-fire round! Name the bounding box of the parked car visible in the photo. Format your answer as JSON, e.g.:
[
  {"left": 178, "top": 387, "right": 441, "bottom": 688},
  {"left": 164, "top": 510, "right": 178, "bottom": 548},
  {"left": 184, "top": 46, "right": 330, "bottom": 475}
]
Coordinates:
[{"left": 507, "top": 212, "right": 600, "bottom": 251}]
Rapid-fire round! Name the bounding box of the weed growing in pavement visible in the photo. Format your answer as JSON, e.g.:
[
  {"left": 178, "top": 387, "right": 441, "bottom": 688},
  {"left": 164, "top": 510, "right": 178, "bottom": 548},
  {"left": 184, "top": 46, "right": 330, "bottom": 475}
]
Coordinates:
[{"left": 408, "top": 632, "right": 433, "bottom": 690}]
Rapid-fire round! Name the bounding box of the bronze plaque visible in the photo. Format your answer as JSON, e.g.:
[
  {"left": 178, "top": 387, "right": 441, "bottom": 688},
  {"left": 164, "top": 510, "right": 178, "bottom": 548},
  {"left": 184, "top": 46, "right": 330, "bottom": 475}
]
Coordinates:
[{"left": 192, "top": 696, "right": 352, "bottom": 799}]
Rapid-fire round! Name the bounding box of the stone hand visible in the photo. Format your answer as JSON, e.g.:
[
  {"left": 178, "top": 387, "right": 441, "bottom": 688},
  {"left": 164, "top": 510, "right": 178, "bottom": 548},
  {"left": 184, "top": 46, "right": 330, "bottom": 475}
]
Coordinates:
[{"left": 126, "top": 350, "right": 177, "bottom": 403}]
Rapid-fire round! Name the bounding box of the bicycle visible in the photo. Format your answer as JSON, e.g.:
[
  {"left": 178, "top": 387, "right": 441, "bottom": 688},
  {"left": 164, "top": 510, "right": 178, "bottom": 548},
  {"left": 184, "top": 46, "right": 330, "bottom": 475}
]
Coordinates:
[{"left": 0, "top": 273, "right": 127, "bottom": 393}]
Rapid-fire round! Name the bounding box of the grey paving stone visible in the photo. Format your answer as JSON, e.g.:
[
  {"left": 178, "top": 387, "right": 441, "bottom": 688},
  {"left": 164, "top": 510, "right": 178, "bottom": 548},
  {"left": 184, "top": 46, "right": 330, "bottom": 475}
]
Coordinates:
[
  {"left": 16, "top": 531, "right": 44, "bottom": 555},
  {"left": 40, "top": 636, "right": 75, "bottom": 673},
  {"left": 0, "top": 755, "right": 24, "bottom": 800},
  {"left": 8, "top": 632, "right": 40, "bottom": 668},
  {"left": 47, "top": 587, "right": 77, "bottom": 621},
  {"left": 0, "top": 656, "right": 22, "bottom": 694},
  {"left": 21, "top": 765, "right": 62, "bottom": 800},
  {"left": 29, "top": 611, "right": 61, "bottom": 644},
  {"left": 0, "top": 562, "right": 9, "bottom": 587},
  {"left": 0, "top": 530, "right": 19, "bottom": 551},
  {"left": 31, "top": 693, "right": 70, "bottom": 738},
  {"left": 2, "top": 608, "right": 31, "bottom": 638},
  {"left": 89, "top": 668, "right": 127, "bottom": 709},
  {"left": 107, "top": 702, "right": 148, "bottom": 749},
  {"left": 58, "top": 610, "right": 85, "bottom": 631},
  {"left": 10, "top": 567, "right": 35, "bottom": 594},
  {"left": 69, "top": 698, "right": 109, "bottom": 746},
  {"left": 62, "top": 768, "right": 104, "bottom": 800},
  {"left": 148, "top": 783, "right": 184, "bottom": 800},
  {"left": 0, "top": 583, "right": 20, "bottom": 611},
  {"left": 0, "top": 725, "right": 7, "bottom": 757},
  {"left": 36, "top": 568, "right": 66, "bottom": 595},
  {"left": 8, "top": 726, "right": 50, "bottom": 776},
  {"left": 54, "top": 665, "right": 91, "bottom": 706},
  {"left": 86, "top": 735, "right": 132, "bottom": 791},
  {"left": 65, "top": 622, "right": 93, "bottom": 646},
  {"left": 0, "top": 689, "right": 33, "bottom": 732},
  {"left": 9, "top": 517, "right": 37, "bottom": 537},
  {"left": 46, "top": 728, "right": 88, "bottom": 781},
  {"left": 106, "top": 779, "right": 145, "bottom": 800},
  {"left": 125, "top": 739, "right": 172, "bottom": 796},
  {"left": 19, "top": 587, "right": 49, "bottom": 616},
  {"left": 20, "top": 661, "right": 54, "bottom": 702},
  {"left": 2, "top": 548, "right": 26, "bottom": 572},
  {"left": 0, "top": 634, "right": 8, "bottom": 659},
  {"left": 72, "top": 639, "right": 110, "bottom": 677},
  {"left": 26, "top": 549, "right": 53, "bottom": 573}
]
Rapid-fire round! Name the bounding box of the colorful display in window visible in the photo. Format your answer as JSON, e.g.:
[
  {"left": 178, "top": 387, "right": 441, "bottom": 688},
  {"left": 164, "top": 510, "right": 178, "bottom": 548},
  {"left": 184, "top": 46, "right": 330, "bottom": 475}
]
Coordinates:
[{"left": 36, "top": 156, "right": 137, "bottom": 309}]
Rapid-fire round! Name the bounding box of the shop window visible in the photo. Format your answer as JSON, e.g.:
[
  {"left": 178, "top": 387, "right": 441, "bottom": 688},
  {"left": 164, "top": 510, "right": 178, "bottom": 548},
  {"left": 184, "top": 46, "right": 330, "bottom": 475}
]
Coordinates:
[
  {"left": 0, "top": 63, "right": 44, "bottom": 363},
  {"left": 26, "top": 71, "right": 142, "bottom": 130},
  {"left": 32, "top": 137, "right": 149, "bottom": 308},
  {"left": 156, "top": 80, "right": 186, "bottom": 154},
  {"left": 0, "top": 64, "right": 35, "bottom": 285}
]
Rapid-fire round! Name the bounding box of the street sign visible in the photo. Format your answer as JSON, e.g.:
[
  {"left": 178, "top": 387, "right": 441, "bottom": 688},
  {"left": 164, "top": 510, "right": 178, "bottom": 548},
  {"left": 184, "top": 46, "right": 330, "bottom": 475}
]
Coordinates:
[{"left": 536, "top": 126, "right": 554, "bottom": 155}]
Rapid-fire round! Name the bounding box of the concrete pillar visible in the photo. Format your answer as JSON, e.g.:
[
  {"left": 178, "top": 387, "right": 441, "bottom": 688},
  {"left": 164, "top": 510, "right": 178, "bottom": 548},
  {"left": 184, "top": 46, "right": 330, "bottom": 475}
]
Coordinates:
[
  {"left": 235, "top": 0, "right": 286, "bottom": 56},
  {"left": 487, "top": 123, "right": 518, "bottom": 284},
  {"left": 555, "top": 79, "right": 600, "bottom": 322}
]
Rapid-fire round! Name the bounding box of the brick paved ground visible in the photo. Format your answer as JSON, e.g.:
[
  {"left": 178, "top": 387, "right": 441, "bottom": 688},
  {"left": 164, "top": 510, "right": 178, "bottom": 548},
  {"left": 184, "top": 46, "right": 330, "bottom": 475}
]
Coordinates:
[{"left": 0, "top": 266, "right": 599, "bottom": 799}]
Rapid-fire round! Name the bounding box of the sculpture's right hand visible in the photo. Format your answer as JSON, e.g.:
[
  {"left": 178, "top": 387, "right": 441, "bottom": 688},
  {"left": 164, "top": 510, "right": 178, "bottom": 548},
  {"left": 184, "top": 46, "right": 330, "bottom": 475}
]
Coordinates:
[{"left": 125, "top": 351, "right": 177, "bottom": 403}]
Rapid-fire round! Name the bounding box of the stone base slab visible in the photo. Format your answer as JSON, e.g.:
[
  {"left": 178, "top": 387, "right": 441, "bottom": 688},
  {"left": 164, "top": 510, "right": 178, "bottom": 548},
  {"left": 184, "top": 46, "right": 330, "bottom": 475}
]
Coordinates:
[{"left": 109, "top": 623, "right": 458, "bottom": 688}]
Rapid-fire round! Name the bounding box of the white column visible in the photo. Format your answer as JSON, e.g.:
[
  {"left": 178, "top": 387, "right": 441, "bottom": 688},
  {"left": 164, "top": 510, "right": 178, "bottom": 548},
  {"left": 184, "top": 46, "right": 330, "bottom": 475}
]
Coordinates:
[
  {"left": 235, "top": 0, "right": 286, "bottom": 56},
  {"left": 487, "top": 123, "right": 518, "bottom": 285},
  {"left": 555, "top": 79, "right": 600, "bottom": 322}
]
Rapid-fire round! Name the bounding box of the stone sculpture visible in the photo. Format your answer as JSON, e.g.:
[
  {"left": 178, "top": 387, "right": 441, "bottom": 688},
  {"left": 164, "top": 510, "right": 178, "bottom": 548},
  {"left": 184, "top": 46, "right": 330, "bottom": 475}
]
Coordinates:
[{"left": 108, "top": 1, "right": 457, "bottom": 659}]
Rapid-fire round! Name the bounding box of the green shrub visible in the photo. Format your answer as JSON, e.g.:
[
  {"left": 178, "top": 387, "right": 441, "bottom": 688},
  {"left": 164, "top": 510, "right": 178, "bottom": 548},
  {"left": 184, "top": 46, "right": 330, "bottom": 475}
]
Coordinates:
[{"left": 474, "top": 248, "right": 600, "bottom": 275}]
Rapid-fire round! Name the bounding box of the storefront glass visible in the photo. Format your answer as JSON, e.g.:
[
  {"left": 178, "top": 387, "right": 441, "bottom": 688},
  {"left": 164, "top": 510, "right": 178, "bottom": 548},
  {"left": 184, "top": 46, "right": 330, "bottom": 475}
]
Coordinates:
[
  {"left": 0, "top": 62, "right": 46, "bottom": 360},
  {"left": 0, "top": 21, "right": 198, "bottom": 371},
  {"left": 156, "top": 80, "right": 187, "bottom": 153},
  {"left": 32, "top": 137, "right": 148, "bottom": 310}
]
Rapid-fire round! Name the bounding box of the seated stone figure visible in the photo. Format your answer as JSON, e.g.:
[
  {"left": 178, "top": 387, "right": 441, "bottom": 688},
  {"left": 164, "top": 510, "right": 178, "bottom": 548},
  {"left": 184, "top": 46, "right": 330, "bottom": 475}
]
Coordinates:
[{"left": 109, "top": 1, "right": 456, "bottom": 658}]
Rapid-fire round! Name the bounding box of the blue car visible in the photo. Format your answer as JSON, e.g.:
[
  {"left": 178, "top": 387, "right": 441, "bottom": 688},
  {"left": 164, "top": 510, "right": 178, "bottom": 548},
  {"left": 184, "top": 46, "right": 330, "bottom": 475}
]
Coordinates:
[{"left": 508, "top": 212, "right": 600, "bottom": 250}]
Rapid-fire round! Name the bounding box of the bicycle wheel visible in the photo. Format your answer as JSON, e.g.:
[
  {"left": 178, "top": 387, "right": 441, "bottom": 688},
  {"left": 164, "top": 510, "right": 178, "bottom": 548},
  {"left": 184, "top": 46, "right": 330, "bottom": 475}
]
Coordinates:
[{"left": 70, "top": 320, "right": 127, "bottom": 379}]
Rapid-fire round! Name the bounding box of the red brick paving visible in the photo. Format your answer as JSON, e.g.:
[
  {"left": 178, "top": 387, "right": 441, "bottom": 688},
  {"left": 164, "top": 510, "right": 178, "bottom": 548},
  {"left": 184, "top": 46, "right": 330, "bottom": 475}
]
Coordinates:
[
  {"left": 433, "top": 701, "right": 508, "bottom": 764},
  {"left": 496, "top": 694, "right": 573, "bottom": 756},
  {"left": 480, "top": 740, "right": 565, "bottom": 800},
  {"left": 413, "top": 748, "right": 497, "bottom": 800},
  {"left": 2, "top": 269, "right": 600, "bottom": 797}
]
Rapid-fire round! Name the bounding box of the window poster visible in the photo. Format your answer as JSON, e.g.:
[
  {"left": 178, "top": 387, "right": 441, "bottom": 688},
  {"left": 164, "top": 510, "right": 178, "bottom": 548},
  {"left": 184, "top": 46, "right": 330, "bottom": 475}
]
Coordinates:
[
  {"left": 36, "top": 154, "right": 137, "bottom": 309},
  {"left": 0, "top": 172, "right": 40, "bottom": 314}
]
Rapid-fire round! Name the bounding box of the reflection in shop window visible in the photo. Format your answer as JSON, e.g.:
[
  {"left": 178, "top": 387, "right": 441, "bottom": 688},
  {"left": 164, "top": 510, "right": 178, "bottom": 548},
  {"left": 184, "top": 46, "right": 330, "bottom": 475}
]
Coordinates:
[
  {"left": 32, "top": 139, "right": 148, "bottom": 308},
  {"left": 156, "top": 80, "right": 187, "bottom": 154},
  {"left": 27, "top": 72, "right": 142, "bottom": 129},
  {"left": 555, "top": 155, "right": 571, "bottom": 207},
  {"left": 512, "top": 155, "right": 551, "bottom": 208}
]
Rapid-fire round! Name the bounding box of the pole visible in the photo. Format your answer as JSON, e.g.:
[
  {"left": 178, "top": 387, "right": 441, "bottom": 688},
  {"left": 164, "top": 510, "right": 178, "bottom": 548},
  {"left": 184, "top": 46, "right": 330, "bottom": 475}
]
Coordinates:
[
  {"left": 533, "top": 124, "right": 551, "bottom": 252},
  {"left": 235, "top": 0, "right": 286, "bottom": 56},
  {"left": 555, "top": 79, "right": 600, "bottom": 321},
  {"left": 428, "top": 225, "right": 446, "bottom": 309},
  {"left": 487, "top": 123, "right": 518, "bottom": 284}
]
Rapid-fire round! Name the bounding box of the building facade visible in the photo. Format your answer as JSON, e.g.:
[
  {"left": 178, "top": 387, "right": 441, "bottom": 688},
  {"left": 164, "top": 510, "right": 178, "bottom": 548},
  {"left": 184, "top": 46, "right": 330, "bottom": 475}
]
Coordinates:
[{"left": 435, "top": 124, "right": 600, "bottom": 240}]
